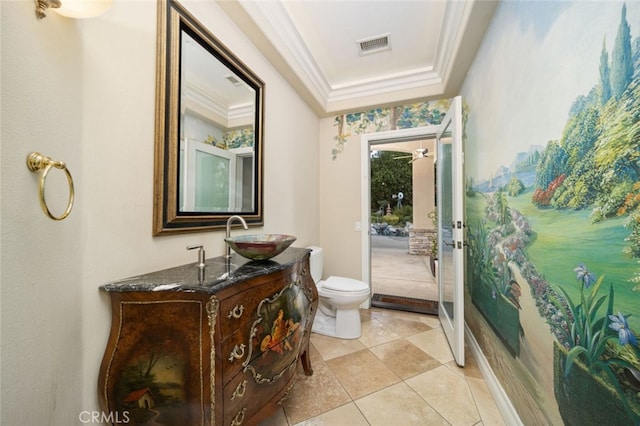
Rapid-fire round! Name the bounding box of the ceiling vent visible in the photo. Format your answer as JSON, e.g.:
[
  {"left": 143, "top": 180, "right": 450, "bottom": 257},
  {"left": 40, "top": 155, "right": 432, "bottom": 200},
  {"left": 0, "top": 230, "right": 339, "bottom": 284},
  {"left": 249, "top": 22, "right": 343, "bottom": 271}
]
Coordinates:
[
  {"left": 224, "top": 74, "right": 242, "bottom": 87},
  {"left": 357, "top": 33, "right": 391, "bottom": 56}
]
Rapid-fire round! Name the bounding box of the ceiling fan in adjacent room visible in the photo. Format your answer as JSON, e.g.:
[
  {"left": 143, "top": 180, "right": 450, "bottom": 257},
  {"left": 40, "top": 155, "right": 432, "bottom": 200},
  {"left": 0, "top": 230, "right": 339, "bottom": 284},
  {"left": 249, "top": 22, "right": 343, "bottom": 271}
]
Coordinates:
[{"left": 393, "top": 146, "right": 432, "bottom": 163}]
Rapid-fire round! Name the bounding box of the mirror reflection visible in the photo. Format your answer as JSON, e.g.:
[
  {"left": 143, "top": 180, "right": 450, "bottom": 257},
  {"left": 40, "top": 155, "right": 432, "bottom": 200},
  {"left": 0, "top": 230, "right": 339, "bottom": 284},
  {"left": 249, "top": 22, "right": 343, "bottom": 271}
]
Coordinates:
[
  {"left": 153, "top": 0, "right": 264, "bottom": 235},
  {"left": 179, "top": 31, "right": 257, "bottom": 213}
]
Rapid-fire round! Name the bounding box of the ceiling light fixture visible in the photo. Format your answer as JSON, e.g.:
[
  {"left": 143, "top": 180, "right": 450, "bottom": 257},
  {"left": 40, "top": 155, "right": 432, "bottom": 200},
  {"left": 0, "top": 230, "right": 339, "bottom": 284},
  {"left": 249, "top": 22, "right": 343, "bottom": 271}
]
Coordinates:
[{"left": 35, "top": 0, "right": 112, "bottom": 20}]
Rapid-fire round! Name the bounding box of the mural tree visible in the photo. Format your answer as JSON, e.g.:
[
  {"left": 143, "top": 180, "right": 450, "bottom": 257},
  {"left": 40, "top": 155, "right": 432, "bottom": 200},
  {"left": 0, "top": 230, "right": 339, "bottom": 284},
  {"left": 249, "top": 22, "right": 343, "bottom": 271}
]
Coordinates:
[
  {"left": 601, "top": 36, "right": 613, "bottom": 105},
  {"left": 611, "top": 3, "right": 633, "bottom": 100}
]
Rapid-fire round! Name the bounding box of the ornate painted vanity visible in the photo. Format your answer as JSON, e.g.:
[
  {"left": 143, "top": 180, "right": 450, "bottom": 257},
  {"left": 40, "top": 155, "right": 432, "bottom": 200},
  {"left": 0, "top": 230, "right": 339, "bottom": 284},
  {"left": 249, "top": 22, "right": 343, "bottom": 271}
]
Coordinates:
[{"left": 98, "top": 248, "right": 317, "bottom": 425}]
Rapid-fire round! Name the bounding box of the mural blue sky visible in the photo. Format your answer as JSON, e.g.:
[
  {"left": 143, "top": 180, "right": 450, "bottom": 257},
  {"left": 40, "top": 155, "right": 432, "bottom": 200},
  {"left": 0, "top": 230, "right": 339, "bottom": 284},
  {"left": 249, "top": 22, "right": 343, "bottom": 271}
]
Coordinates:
[{"left": 463, "top": 1, "right": 640, "bottom": 181}]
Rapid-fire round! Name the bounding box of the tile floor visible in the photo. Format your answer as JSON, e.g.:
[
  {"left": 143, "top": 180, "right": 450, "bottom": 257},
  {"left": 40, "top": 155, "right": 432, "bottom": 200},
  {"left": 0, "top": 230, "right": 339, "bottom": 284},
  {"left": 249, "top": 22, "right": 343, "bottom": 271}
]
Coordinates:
[{"left": 260, "top": 307, "right": 505, "bottom": 425}]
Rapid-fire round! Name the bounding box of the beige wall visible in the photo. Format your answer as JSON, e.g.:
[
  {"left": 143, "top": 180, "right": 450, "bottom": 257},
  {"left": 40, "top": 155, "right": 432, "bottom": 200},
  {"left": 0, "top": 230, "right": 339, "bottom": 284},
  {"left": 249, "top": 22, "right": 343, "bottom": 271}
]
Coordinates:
[
  {"left": 2, "top": 3, "right": 85, "bottom": 423},
  {"left": 1, "top": 0, "right": 319, "bottom": 422},
  {"left": 318, "top": 117, "right": 363, "bottom": 280}
]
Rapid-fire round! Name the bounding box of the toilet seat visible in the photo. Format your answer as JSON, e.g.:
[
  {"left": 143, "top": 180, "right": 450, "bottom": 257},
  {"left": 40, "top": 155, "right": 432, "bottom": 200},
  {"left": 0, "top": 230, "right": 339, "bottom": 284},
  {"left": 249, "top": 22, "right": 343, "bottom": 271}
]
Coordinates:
[{"left": 322, "top": 276, "right": 368, "bottom": 292}]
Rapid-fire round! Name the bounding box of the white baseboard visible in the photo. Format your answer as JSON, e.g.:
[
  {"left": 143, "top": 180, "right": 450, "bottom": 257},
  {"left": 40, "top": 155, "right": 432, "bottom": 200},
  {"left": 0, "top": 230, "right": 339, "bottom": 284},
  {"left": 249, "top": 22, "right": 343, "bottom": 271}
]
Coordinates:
[{"left": 465, "top": 323, "right": 523, "bottom": 426}]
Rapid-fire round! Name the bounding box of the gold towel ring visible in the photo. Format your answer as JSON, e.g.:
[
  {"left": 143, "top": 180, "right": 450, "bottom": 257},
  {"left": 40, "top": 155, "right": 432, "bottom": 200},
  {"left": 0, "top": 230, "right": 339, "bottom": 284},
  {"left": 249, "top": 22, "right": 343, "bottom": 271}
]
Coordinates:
[{"left": 26, "top": 152, "right": 75, "bottom": 221}]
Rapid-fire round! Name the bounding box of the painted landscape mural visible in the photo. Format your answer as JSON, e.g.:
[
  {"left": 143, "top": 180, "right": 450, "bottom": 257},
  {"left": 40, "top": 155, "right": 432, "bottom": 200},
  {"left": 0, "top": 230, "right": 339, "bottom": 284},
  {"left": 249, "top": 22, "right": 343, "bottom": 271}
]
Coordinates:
[{"left": 462, "top": 2, "right": 640, "bottom": 424}]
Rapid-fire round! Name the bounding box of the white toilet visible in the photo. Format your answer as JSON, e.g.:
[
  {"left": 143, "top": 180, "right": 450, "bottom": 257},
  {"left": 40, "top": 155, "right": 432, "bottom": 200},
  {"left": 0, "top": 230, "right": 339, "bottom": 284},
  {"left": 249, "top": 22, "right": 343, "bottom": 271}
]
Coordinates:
[{"left": 308, "top": 246, "right": 370, "bottom": 339}]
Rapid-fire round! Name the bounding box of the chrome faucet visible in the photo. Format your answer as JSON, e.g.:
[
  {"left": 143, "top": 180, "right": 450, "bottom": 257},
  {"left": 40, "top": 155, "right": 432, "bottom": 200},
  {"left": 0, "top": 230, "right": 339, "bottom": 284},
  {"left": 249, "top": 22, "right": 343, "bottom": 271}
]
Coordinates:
[{"left": 226, "top": 215, "right": 248, "bottom": 258}]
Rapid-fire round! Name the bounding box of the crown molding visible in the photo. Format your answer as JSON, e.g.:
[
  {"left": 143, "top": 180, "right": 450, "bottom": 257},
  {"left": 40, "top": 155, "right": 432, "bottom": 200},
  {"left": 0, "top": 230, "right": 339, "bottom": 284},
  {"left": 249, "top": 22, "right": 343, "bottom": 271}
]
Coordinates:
[
  {"left": 239, "top": 0, "right": 331, "bottom": 107},
  {"left": 221, "top": 0, "right": 497, "bottom": 116}
]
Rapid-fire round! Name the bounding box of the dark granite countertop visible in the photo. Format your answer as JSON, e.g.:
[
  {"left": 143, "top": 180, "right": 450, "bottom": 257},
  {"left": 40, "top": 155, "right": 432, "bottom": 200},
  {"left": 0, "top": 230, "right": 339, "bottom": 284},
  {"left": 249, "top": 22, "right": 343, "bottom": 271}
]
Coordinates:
[{"left": 100, "top": 247, "right": 310, "bottom": 294}]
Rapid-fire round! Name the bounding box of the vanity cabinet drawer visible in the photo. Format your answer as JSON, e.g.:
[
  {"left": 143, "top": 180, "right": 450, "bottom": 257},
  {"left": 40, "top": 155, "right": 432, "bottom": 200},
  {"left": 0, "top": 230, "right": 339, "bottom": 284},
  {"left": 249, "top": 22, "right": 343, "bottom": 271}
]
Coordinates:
[
  {"left": 217, "top": 275, "right": 286, "bottom": 337},
  {"left": 223, "top": 366, "right": 297, "bottom": 426},
  {"left": 219, "top": 323, "right": 253, "bottom": 382}
]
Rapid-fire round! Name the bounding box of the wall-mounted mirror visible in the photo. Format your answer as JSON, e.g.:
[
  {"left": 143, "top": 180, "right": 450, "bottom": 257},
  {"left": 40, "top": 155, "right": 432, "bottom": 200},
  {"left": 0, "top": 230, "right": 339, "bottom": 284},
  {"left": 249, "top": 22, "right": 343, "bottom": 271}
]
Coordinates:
[{"left": 153, "top": 0, "right": 264, "bottom": 235}]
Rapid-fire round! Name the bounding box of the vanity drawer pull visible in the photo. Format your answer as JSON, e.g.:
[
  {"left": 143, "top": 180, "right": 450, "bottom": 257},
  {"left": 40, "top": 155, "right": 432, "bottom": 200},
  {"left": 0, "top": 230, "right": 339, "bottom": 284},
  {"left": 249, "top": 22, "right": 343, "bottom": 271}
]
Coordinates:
[
  {"left": 228, "top": 344, "right": 246, "bottom": 362},
  {"left": 227, "top": 304, "right": 245, "bottom": 319},
  {"left": 231, "top": 408, "right": 246, "bottom": 426},
  {"left": 231, "top": 379, "right": 247, "bottom": 400}
]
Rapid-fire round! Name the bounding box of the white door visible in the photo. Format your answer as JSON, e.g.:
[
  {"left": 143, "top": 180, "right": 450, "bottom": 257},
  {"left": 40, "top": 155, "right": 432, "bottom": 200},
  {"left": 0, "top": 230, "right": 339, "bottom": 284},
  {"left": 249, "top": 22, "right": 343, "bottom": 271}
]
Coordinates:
[
  {"left": 180, "top": 138, "right": 236, "bottom": 212},
  {"left": 436, "top": 96, "right": 465, "bottom": 366}
]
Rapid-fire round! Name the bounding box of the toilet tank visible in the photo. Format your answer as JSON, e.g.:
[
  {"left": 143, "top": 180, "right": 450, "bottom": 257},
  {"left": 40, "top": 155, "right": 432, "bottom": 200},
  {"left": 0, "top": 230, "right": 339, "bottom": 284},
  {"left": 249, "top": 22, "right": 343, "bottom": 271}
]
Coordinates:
[{"left": 307, "top": 246, "right": 323, "bottom": 283}]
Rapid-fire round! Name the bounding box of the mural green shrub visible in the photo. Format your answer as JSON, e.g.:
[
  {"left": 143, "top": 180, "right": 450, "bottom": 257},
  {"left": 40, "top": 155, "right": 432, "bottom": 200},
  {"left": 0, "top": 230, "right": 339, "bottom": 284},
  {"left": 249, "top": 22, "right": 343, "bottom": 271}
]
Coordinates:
[
  {"left": 468, "top": 218, "right": 522, "bottom": 356},
  {"left": 595, "top": 179, "right": 636, "bottom": 220},
  {"left": 554, "top": 341, "right": 640, "bottom": 425},
  {"left": 506, "top": 176, "right": 525, "bottom": 197},
  {"left": 535, "top": 141, "right": 568, "bottom": 190},
  {"left": 471, "top": 267, "right": 521, "bottom": 357},
  {"left": 618, "top": 182, "right": 640, "bottom": 216},
  {"left": 552, "top": 152, "right": 599, "bottom": 210},
  {"left": 624, "top": 211, "right": 640, "bottom": 258}
]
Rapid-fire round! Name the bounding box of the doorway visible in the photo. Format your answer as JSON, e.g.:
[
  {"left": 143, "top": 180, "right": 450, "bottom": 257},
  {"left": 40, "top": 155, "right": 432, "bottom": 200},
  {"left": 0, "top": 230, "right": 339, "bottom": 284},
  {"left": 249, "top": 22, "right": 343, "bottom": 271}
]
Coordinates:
[
  {"left": 360, "top": 127, "right": 439, "bottom": 314},
  {"left": 360, "top": 97, "right": 465, "bottom": 365}
]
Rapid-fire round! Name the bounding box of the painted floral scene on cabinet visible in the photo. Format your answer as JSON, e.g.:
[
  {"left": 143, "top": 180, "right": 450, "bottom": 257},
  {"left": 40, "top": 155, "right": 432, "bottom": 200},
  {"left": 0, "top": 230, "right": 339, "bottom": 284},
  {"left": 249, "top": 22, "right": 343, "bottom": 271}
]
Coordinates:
[{"left": 461, "top": 2, "right": 640, "bottom": 424}]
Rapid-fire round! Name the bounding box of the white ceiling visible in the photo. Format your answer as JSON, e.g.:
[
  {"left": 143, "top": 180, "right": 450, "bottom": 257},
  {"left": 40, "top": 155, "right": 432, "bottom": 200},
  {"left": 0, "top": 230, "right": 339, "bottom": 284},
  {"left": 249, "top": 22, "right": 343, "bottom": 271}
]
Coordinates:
[{"left": 218, "top": 0, "right": 498, "bottom": 117}]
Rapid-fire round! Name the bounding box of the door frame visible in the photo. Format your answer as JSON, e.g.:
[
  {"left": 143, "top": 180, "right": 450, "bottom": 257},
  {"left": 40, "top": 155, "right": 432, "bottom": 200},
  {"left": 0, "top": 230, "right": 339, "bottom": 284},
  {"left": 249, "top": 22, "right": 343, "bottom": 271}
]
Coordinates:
[
  {"left": 360, "top": 126, "right": 439, "bottom": 301},
  {"left": 436, "top": 95, "right": 465, "bottom": 366}
]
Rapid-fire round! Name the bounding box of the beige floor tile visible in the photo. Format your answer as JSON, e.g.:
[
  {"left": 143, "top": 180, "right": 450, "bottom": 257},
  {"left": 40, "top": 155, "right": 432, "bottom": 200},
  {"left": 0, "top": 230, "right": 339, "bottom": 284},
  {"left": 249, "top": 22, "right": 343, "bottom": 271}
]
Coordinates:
[
  {"left": 293, "top": 402, "right": 369, "bottom": 426},
  {"left": 359, "top": 308, "right": 375, "bottom": 323},
  {"left": 326, "top": 349, "right": 401, "bottom": 399},
  {"left": 467, "top": 377, "right": 506, "bottom": 426},
  {"left": 370, "top": 338, "right": 441, "bottom": 380},
  {"left": 356, "top": 382, "right": 449, "bottom": 426},
  {"left": 407, "top": 327, "right": 455, "bottom": 364},
  {"left": 406, "top": 365, "right": 481, "bottom": 425},
  {"left": 306, "top": 341, "right": 323, "bottom": 366},
  {"left": 310, "top": 332, "right": 366, "bottom": 361},
  {"left": 357, "top": 318, "right": 402, "bottom": 347},
  {"left": 281, "top": 360, "right": 351, "bottom": 424},
  {"left": 374, "top": 314, "right": 434, "bottom": 337},
  {"left": 415, "top": 313, "right": 441, "bottom": 328}
]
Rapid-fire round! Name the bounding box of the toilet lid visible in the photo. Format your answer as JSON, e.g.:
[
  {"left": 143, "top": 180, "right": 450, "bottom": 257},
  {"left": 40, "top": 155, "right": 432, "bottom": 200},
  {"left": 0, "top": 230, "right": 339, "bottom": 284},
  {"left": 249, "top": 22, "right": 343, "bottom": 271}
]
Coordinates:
[{"left": 323, "top": 276, "right": 368, "bottom": 292}]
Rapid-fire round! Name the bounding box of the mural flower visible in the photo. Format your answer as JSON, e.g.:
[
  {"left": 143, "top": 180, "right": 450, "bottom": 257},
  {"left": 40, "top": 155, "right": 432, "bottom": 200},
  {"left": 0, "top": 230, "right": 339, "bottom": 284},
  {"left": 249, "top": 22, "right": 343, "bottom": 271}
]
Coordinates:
[
  {"left": 553, "top": 264, "right": 640, "bottom": 421},
  {"left": 609, "top": 312, "right": 638, "bottom": 346},
  {"left": 574, "top": 263, "right": 597, "bottom": 288},
  {"left": 553, "top": 264, "right": 613, "bottom": 375}
]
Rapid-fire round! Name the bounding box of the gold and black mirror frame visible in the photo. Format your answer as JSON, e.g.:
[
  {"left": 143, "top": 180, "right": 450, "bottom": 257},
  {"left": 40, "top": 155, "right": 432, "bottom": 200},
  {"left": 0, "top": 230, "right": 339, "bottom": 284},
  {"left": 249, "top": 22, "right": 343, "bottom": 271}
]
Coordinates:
[{"left": 153, "top": 0, "right": 264, "bottom": 235}]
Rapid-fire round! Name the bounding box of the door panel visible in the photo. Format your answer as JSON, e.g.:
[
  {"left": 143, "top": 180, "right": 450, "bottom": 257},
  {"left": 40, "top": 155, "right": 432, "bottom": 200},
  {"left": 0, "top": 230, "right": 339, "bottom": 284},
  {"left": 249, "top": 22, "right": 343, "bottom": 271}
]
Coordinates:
[
  {"left": 436, "top": 96, "right": 464, "bottom": 366},
  {"left": 180, "top": 138, "right": 236, "bottom": 212}
]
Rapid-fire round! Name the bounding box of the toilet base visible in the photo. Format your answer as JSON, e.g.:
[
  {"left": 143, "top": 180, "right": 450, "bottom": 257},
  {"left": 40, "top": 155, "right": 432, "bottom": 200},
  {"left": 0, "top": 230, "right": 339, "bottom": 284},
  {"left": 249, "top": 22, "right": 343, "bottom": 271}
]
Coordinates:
[{"left": 311, "top": 308, "right": 362, "bottom": 339}]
